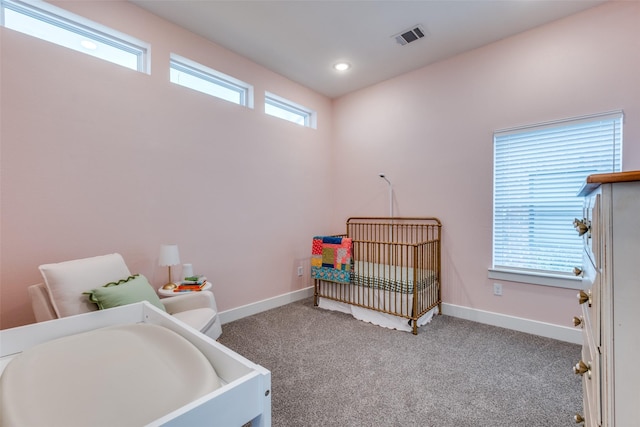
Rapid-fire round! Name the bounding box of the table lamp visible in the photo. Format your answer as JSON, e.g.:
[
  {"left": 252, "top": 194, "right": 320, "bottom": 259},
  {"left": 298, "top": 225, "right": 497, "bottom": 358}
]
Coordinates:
[{"left": 159, "top": 244, "right": 180, "bottom": 290}]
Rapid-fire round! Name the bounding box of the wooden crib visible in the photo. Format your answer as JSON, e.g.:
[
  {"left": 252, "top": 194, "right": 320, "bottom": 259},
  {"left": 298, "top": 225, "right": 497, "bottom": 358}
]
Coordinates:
[{"left": 313, "top": 217, "right": 442, "bottom": 335}]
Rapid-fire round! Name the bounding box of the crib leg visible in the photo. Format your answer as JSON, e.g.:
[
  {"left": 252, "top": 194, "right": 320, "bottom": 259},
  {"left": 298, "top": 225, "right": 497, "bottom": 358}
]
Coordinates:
[
  {"left": 313, "top": 280, "right": 318, "bottom": 306},
  {"left": 412, "top": 320, "right": 418, "bottom": 335}
]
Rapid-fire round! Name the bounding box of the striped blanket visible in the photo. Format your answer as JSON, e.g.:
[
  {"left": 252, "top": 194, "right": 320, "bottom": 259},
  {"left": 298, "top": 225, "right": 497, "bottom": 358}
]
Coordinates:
[{"left": 351, "top": 261, "right": 437, "bottom": 294}]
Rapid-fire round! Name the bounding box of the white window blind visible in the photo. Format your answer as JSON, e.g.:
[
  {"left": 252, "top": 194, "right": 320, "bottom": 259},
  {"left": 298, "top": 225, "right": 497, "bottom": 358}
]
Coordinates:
[{"left": 492, "top": 112, "right": 622, "bottom": 280}]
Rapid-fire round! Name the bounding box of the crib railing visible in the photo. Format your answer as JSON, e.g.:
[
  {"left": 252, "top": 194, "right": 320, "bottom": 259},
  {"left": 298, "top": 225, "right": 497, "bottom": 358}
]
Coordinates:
[
  {"left": 347, "top": 217, "right": 441, "bottom": 245},
  {"left": 347, "top": 217, "right": 441, "bottom": 269}
]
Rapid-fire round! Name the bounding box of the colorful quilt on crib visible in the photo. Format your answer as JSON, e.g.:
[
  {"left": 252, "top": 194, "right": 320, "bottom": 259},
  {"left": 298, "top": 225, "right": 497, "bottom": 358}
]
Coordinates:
[{"left": 311, "top": 236, "right": 352, "bottom": 284}]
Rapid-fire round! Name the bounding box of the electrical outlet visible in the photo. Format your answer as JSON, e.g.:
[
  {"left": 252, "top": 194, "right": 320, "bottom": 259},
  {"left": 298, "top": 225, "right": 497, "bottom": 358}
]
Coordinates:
[
  {"left": 297, "top": 266, "right": 303, "bottom": 277},
  {"left": 493, "top": 283, "right": 503, "bottom": 296}
]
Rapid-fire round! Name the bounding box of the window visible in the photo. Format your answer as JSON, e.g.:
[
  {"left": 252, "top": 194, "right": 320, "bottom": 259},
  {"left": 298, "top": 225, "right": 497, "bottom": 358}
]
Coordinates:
[
  {"left": 0, "top": 0, "right": 149, "bottom": 73},
  {"left": 265, "top": 92, "right": 316, "bottom": 128},
  {"left": 490, "top": 111, "right": 623, "bottom": 288},
  {"left": 170, "top": 54, "right": 253, "bottom": 107}
]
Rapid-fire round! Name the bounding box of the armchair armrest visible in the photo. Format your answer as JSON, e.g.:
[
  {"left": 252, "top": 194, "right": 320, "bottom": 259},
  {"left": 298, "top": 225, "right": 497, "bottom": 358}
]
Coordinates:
[
  {"left": 28, "top": 283, "right": 58, "bottom": 322},
  {"left": 162, "top": 290, "right": 218, "bottom": 315}
]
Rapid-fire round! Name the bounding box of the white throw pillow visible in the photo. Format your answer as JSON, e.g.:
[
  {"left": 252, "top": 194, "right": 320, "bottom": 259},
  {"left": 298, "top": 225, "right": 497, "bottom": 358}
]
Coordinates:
[{"left": 39, "top": 253, "right": 131, "bottom": 318}]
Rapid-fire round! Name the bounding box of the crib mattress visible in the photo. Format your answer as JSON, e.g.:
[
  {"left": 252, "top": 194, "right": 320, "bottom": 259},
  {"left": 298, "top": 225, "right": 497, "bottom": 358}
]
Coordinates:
[
  {"left": 352, "top": 261, "right": 437, "bottom": 293},
  {"left": 0, "top": 323, "right": 221, "bottom": 427}
]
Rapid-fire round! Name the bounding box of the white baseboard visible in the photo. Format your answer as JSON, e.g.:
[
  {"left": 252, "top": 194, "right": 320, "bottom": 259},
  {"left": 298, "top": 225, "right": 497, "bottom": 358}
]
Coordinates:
[
  {"left": 442, "top": 303, "right": 582, "bottom": 344},
  {"left": 219, "top": 290, "right": 581, "bottom": 345},
  {"left": 219, "top": 287, "right": 314, "bottom": 325}
]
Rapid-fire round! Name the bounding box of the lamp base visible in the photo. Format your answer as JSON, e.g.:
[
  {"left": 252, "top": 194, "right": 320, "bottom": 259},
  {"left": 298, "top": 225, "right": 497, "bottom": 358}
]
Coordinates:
[{"left": 162, "top": 265, "right": 176, "bottom": 290}]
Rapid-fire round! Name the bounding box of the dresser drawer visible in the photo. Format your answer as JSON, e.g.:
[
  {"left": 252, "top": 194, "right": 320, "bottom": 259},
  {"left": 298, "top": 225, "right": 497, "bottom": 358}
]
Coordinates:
[
  {"left": 581, "top": 192, "right": 601, "bottom": 270},
  {"left": 581, "top": 368, "right": 599, "bottom": 427},
  {"left": 580, "top": 318, "right": 601, "bottom": 427},
  {"left": 580, "top": 254, "right": 600, "bottom": 347}
]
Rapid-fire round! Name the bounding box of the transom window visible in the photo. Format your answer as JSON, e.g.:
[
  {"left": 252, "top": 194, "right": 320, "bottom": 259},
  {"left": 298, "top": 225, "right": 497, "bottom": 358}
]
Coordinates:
[
  {"left": 265, "top": 92, "right": 316, "bottom": 128},
  {"left": 170, "top": 54, "right": 253, "bottom": 107},
  {"left": 490, "top": 111, "right": 623, "bottom": 288},
  {"left": 0, "top": 0, "right": 149, "bottom": 73}
]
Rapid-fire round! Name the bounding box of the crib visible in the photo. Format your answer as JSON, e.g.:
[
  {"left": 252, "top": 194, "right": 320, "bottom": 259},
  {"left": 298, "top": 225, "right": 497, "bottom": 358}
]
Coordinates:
[{"left": 313, "top": 217, "right": 441, "bottom": 335}]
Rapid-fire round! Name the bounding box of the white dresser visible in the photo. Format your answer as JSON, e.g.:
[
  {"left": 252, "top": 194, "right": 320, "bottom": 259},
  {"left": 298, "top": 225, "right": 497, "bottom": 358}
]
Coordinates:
[{"left": 573, "top": 171, "right": 640, "bottom": 426}]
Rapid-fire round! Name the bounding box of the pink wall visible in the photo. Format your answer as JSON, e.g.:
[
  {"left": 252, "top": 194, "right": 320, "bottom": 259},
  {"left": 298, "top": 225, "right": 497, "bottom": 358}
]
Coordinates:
[
  {"left": 2, "top": 1, "right": 638, "bottom": 331},
  {"left": 0, "top": 1, "right": 333, "bottom": 328},
  {"left": 332, "top": 1, "right": 640, "bottom": 326}
]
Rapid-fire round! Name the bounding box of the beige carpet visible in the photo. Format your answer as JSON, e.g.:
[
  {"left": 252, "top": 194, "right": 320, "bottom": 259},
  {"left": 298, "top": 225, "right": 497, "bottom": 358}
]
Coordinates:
[{"left": 219, "top": 298, "right": 582, "bottom": 427}]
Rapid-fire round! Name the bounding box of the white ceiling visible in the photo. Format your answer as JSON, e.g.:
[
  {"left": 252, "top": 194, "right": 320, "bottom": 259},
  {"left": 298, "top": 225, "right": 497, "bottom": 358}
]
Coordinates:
[{"left": 131, "top": 0, "right": 606, "bottom": 99}]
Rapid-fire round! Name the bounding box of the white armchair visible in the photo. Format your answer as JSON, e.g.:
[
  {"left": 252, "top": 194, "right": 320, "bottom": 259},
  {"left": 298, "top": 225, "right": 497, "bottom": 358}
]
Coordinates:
[{"left": 28, "top": 253, "right": 222, "bottom": 340}]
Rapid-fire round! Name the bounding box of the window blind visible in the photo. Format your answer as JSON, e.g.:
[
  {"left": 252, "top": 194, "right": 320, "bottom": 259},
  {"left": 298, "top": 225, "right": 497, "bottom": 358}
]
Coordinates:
[{"left": 493, "top": 112, "right": 622, "bottom": 276}]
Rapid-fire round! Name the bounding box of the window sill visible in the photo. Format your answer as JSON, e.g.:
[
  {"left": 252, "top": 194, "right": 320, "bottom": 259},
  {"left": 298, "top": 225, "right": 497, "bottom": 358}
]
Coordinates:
[{"left": 488, "top": 268, "right": 583, "bottom": 290}]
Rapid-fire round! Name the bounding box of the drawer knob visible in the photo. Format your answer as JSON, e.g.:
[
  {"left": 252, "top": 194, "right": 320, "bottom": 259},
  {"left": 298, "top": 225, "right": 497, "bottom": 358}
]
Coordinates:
[
  {"left": 573, "top": 267, "right": 583, "bottom": 277},
  {"left": 574, "top": 413, "right": 585, "bottom": 423},
  {"left": 573, "top": 360, "right": 591, "bottom": 377},
  {"left": 578, "top": 290, "right": 591, "bottom": 306},
  {"left": 573, "top": 218, "right": 591, "bottom": 236},
  {"left": 573, "top": 316, "right": 583, "bottom": 328}
]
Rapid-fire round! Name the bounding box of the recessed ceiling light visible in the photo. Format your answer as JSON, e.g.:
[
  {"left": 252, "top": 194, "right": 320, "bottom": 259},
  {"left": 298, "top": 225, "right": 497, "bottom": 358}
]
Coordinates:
[
  {"left": 80, "top": 40, "right": 97, "bottom": 50},
  {"left": 333, "top": 62, "right": 350, "bottom": 72}
]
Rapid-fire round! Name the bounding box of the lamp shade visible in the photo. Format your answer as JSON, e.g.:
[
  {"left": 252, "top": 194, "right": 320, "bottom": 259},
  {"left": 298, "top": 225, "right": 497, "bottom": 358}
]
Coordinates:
[{"left": 158, "top": 244, "right": 180, "bottom": 267}]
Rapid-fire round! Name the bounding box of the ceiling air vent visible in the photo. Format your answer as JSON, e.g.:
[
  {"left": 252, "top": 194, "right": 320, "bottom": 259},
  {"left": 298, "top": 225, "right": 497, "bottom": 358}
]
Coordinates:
[{"left": 394, "top": 25, "right": 426, "bottom": 46}]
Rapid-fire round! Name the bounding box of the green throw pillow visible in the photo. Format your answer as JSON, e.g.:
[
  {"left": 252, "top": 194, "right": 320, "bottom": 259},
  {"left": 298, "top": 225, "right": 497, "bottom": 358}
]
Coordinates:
[{"left": 84, "top": 274, "right": 165, "bottom": 312}]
